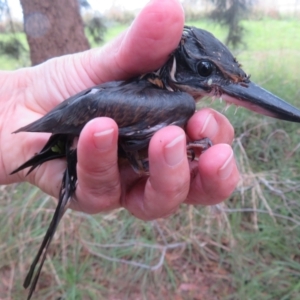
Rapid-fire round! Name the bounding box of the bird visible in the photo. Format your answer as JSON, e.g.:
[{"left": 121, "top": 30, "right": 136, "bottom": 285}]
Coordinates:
[{"left": 11, "top": 26, "right": 300, "bottom": 299}]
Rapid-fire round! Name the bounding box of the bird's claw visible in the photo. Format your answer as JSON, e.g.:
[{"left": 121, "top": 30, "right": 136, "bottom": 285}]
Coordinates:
[{"left": 187, "top": 137, "right": 213, "bottom": 161}]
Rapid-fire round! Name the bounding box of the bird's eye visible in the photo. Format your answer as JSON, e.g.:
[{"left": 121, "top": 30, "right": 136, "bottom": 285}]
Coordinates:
[{"left": 197, "top": 61, "right": 213, "bottom": 77}]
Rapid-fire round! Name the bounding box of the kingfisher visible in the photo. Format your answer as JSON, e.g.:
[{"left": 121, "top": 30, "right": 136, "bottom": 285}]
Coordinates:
[{"left": 11, "top": 26, "right": 300, "bottom": 299}]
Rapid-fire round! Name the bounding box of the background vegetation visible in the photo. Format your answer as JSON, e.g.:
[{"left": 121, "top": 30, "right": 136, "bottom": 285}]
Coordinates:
[{"left": 1, "top": 6, "right": 300, "bottom": 300}]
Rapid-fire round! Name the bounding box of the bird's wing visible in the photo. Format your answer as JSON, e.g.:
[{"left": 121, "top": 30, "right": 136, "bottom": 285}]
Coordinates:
[{"left": 13, "top": 80, "right": 196, "bottom": 137}]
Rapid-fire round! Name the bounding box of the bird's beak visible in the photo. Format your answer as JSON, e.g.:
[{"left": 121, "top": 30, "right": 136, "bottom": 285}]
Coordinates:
[{"left": 220, "top": 81, "right": 300, "bottom": 123}]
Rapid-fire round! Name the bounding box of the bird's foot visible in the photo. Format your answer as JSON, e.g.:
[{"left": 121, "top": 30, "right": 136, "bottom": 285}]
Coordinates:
[{"left": 187, "top": 137, "right": 213, "bottom": 161}]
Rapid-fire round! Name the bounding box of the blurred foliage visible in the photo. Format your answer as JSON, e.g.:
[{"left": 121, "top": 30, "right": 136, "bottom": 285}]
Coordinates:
[
  {"left": 0, "top": 0, "right": 28, "bottom": 60},
  {"left": 78, "top": 0, "right": 90, "bottom": 9},
  {"left": 0, "top": 0, "right": 8, "bottom": 21},
  {"left": 0, "top": 0, "right": 107, "bottom": 62},
  {"left": 0, "top": 36, "right": 26, "bottom": 59},
  {"left": 105, "top": 8, "right": 135, "bottom": 24},
  {"left": 84, "top": 13, "right": 106, "bottom": 44},
  {"left": 79, "top": 0, "right": 107, "bottom": 44},
  {"left": 208, "top": 0, "right": 253, "bottom": 48}
]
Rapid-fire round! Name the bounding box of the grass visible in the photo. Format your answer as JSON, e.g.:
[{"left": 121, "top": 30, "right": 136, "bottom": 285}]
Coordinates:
[
  {"left": 0, "top": 32, "right": 29, "bottom": 70},
  {"left": 1, "top": 17, "right": 300, "bottom": 299}
]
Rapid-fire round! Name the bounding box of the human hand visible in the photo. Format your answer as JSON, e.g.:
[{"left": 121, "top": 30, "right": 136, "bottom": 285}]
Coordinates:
[{"left": 0, "top": 0, "right": 239, "bottom": 220}]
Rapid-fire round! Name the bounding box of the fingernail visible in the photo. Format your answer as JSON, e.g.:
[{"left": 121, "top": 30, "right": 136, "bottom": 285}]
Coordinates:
[
  {"left": 218, "top": 150, "right": 234, "bottom": 180},
  {"left": 93, "top": 128, "right": 114, "bottom": 151},
  {"left": 164, "top": 134, "right": 185, "bottom": 166},
  {"left": 200, "top": 113, "right": 218, "bottom": 139}
]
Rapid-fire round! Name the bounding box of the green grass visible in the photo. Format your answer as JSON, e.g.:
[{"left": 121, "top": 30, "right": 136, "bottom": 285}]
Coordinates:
[
  {"left": 0, "top": 32, "right": 29, "bottom": 70},
  {"left": 1, "top": 18, "right": 300, "bottom": 299}
]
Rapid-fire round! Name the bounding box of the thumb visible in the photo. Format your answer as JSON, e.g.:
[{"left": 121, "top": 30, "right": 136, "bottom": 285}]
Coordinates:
[{"left": 27, "top": 0, "right": 184, "bottom": 112}]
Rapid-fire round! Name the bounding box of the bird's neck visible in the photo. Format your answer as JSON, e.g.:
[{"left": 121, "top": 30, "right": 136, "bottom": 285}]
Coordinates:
[{"left": 138, "top": 54, "right": 178, "bottom": 92}]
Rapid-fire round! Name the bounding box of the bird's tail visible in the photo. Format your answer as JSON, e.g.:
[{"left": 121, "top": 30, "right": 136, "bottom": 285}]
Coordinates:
[
  {"left": 24, "top": 152, "right": 77, "bottom": 299},
  {"left": 10, "top": 134, "right": 69, "bottom": 175},
  {"left": 11, "top": 134, "right": 78, "bottom": 299}
]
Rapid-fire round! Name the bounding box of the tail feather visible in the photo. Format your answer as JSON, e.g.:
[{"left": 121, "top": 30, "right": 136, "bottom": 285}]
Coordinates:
[
  {"left": 24, "top": 148, "right": 77, "bottom": 300},
  {"left": 11, "top": 133, "right": 78, "bottom": 300},
  {"left": 10, "top": 134, "right": 68, "bottom": 175},
  {"left": 11, "top": 151, "right": 65, "bottom": 175}
]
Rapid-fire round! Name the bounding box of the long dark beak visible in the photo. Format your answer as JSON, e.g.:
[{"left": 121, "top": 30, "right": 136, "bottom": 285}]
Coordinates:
[{"left": 221, "top": 81, "right": 300, "bottom": 123}]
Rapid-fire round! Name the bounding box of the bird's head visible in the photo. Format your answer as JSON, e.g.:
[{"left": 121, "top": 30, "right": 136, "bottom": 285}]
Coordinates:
[{"left": 163, "top": 26, "right": 300, "bottom": 123}]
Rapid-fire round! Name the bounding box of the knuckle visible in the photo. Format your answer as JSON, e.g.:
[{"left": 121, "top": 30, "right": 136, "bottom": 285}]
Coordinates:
[
  {"left": 84, "top": 159, "right": 118, "bottom": 179},
  {"left": 92, "top": 178, "right": 121, "bottom": 199},
  {"left": 160, "top": 177, "right": 189, "bottom": 201},
  {"left": 78, "top": 160, "right": 121, "bottom": 198},
  {"left": 81, "top": 175, "right": 121, "bottom": 209}
]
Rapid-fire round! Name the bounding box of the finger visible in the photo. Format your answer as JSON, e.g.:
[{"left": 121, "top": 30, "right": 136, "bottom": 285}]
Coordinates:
[
  {"left": 124, "top": 126, "right": 190, "bottom": 220},
  {"left": 107, "top": 0, "right": 184, "bottom": 79},
  {"left": 73, "top": 117, "right": 121, "bottom": 214},
  {"left": 186, "top": 108, "right": 234, "bottom": 145},
  {"left": 29, "top": 0, "right": 184, "bottom": 110},
  {"left": 186, "top": 144, "right": 239, "bottom": 205}
]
